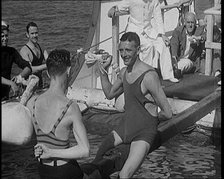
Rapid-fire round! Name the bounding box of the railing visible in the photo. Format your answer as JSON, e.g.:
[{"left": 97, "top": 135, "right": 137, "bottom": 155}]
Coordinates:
[
  {"left": 111, "top": 0, "right": 193, "bottom": 83},
  {"left": 204, "top": 5, "right": 221, "bottom": 75}
]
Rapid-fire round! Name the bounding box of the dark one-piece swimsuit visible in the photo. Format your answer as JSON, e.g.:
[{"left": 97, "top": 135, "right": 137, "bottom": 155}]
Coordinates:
[
  {"left": 25, "top": 44, "right": 44, "bottom": 88},
  {"left": 114, "top": 69, "right": 158, "bottom": 146}
]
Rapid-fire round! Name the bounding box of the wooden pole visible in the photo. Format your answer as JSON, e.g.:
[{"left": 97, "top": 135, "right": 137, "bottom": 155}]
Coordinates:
[
  {"left": 111, "top": 15, "right": 119, "bottom": 84},
  {"left": 91, "top": 4, "right": 101, "bottom": 88},
  {"left": 204, "top": 14, "right": 214, "bottom": 75}
]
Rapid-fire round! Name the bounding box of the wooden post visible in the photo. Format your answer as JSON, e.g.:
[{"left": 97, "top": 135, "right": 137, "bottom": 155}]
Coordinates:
[
  {"left": 111, "top": 15, "right": 119, "bottom": 84},
  {"left": 204, "top": 14, "right": 214, "bottom": 76},
  {"left": 204, "top": 6, "right": 221, "bottom": 76},
  {"left": 90, "top": 3, "right": 101, "bottom": 88}
]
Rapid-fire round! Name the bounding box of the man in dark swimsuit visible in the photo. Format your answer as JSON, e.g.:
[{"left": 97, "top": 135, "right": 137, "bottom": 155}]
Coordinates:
[
  {"left": 93, "top": 32, "right": 172, "bottom": 178},
  {"left": 1, "top": 20, "right": 32, "bottom": 100},
  {"left": 20, "top": 22, "right": 48, "bottom": 88},
  {"left": 28, "top": 49, "right": 90, "bottom": 179}
]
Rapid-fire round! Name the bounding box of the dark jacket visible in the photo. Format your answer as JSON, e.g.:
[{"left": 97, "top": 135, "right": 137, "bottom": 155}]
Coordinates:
[
  {"left": 170, "top": 25, "right": 206, "bottom": 62},
  {"left": 1, "top": 46, "right": 32, "bottom": 100}
]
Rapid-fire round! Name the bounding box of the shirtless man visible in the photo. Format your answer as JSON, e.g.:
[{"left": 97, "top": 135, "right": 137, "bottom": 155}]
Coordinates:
[
  {"left": 27, "top": 49, "right": 89, "bottom": 178},
  {"left": 93, "top": 32, "right": 172, "bottom": 178},
  {"left": 20, "top": 22, "right": 48, "bottom": 88}
]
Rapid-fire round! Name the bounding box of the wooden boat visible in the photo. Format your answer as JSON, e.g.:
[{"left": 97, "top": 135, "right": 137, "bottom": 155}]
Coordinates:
[
  {"left": 68, "top": 1, "right": 221, "bottom": 177},
  {"left": 2, "top": 0, "right": 221, "bottom": 178},
  {"left": 68, "top": 0, "right": 221, "bottom": 129}
]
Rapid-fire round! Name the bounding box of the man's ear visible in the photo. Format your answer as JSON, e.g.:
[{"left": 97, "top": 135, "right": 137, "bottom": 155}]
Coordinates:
[
  {"left": 25, "top": 32, "right": 29, "bottom": 38},
  {"left": 137, "top": 45, "right": 141, "bottom": 55}
]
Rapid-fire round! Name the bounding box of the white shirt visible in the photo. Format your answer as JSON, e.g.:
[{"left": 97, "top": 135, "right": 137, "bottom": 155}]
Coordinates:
[
  {"left": 182, "top": 34, "right": 191, "bottom": 59},
  {"left": 117, "top": 0, "right": 165, "bottom": 37}
]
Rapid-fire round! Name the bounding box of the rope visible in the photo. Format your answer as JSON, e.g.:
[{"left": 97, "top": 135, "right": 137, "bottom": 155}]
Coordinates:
[{"left": 72, "top": 30, "right": 126, "bottom": 56}]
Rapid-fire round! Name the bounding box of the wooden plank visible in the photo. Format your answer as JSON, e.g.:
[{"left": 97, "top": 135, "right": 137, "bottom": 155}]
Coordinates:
[
  {"left": 161, "top": 0, "right": 192, "bottom": 10},
  {"left": 204, "top": 7, "right": 221, "bottom": 15},
  {"left": 205, "top": 41, "right": 221, "bottom": 50},
  {"left": 80, "top": 89, "right": 221, "bottom": 177},
  {"left": 158, "top": 89, "right": 220, "bottom": 144},
  {"left": 114, "top": 11, "right": 129, "bottom": 17}
]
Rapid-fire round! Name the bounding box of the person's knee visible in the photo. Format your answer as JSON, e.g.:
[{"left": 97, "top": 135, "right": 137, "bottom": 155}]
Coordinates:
[{"left": 119, "top": 166, "right": 135, "bottom": 179}]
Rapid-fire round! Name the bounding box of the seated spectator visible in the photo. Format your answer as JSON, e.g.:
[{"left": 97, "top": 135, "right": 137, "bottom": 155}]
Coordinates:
[
  {"left": 1, "top": 20, "right": 32, "bottom": 100},
  {"left": 20, "top": 22, "right": 48, "bottom": 89},
  {"left": 170, "top": 12, "right": 206, "bottom": 75}
]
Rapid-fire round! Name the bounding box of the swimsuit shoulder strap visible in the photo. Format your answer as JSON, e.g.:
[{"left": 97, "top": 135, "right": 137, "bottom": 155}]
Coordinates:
[
  {"left": 51, "top": 100, "right": 74, "bottom": 133},
  {"left": 31, "top": 96, "right": 40, "bottom": 133},
  {"left": 25, "top": 44, "right": 35, "bottom": 55}
]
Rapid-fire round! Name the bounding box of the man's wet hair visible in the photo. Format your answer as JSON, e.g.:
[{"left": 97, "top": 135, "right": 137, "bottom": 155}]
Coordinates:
[
  {"left": 26, "top": 22, "right": 38, "bottom": 33},
  {"left": 120, "top": 32, "right": 140, "bottom": 47},
  {"left": 46, "top": 49, "right": 71, "bottom": 77}
]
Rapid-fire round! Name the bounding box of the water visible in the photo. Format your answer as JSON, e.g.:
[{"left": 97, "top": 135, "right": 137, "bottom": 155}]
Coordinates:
[{"left": 1, "top": 1, "right": 221, "bottom": 178}]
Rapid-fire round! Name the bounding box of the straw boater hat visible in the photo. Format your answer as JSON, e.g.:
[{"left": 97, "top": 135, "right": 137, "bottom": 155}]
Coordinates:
[{"left": 1, "top": 20, "right": 9, "bottom": 31}]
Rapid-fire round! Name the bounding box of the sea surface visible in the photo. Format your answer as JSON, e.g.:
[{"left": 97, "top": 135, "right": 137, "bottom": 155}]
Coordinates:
[{"left": 1, "top": 1, "right": 221, "bottom": 179}]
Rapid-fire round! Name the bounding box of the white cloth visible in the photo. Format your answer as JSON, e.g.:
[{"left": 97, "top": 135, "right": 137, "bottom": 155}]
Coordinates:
[
  {"left": 117, "top": 0, "right": 175, "bottom": 80},
  {"left": 177, "top": 34, "right": 194, "bottom": 73},
  {"left": 177, "top": 58, "right": 193, "bottom": 73},
  {"left": 2, "top": 102, "right": 33, "bottom": 145}
]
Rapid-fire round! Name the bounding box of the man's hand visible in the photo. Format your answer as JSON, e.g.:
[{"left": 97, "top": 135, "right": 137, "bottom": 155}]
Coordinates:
[
  {"left": 34, "top": 143, "right": 51, "bottom": 159},
  {"left": 98, "top": 55, "right": 113, "bottom": 75},
  {"left": 108, "top": 6, "right": 116, "bottom": 18},
  {"left": 10, "top": 81, "right": 19, "bottom": 96},
  {"left": 189, "top": 35, "right": 202, "bottom": 44}
]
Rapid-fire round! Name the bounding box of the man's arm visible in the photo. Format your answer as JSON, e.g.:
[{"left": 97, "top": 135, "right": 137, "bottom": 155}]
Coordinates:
[
  {"left": 43, "top": 50, "right": 48, "bottom": 61},
  {"left": 1, "top": 77, "right": 19, "bottom": 96},
  {"left": 13, "top": 49, "right": 32, "bottom": 78},
  {"left": 108, "top": 0, "right": 130, "bottom": 18},
  {"left": 98, "top": 56, "right": 124, "bottom": 100},
  {"left": 144, "top": 72, "right": 172, "bottom": 120}
]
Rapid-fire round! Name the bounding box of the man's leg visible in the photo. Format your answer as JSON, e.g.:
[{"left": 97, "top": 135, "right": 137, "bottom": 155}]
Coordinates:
[
  {"left": 118, "top": 140, "right": 150, "bottom": 178},
  {"left": 154, "top": 38, "right": 179, "bottom": 82},
  {"left": 93, "top": 130, "right": 123, "bottom": 164}
]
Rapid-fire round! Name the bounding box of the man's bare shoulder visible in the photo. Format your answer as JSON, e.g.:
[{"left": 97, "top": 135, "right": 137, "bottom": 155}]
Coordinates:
[
  {"left": 66, "top": 100, "right": 82, "bottom": 118},
  {"left": 143, "top": 67, "right": 160, "bottom": 84},
  {"left": 20, "top": 45, "right": 29, "bottom": 53},
  {"left": 20, "top": 45, "right": 32, "bottom": 59}
]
